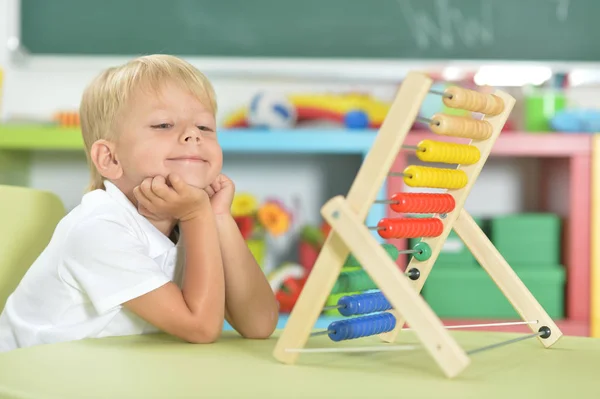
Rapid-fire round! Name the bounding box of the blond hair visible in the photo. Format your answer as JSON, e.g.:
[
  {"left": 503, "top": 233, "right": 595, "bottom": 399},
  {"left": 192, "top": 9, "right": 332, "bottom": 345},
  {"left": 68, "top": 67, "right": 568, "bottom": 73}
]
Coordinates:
[{"left": 79, "top": 54, "right": 218, "bottom": 192}]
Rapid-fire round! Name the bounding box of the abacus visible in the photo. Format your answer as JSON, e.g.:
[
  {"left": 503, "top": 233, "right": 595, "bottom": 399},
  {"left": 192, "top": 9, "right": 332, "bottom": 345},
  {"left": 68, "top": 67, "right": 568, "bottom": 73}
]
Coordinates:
[{"left": 272, "top": 72, "right": 563, "bottom": 378}]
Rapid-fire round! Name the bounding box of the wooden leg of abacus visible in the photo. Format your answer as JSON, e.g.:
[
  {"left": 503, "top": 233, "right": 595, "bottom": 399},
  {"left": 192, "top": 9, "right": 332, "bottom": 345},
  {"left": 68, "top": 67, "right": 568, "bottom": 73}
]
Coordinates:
[
  {"left": 321, "top": 196, "right": 471, "bottom": 378},
  {"left": 452, "top": 209, "right": 563, "bottom": 346},
  {"left": 379, "top": 89, "right": 516, "bottom": 343},
  {"left": 272, "top": 71, "right": 433, "bottom": 365}
]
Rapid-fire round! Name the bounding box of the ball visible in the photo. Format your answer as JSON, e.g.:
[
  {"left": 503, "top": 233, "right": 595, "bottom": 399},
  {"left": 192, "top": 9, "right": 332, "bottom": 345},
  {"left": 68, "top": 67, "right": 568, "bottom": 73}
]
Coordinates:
[
  {"left": 344, "top": 109, "right": 369, "bottom": 129},
  {"left": 248, "top": 92, "right": 297, "bottom": 129}
]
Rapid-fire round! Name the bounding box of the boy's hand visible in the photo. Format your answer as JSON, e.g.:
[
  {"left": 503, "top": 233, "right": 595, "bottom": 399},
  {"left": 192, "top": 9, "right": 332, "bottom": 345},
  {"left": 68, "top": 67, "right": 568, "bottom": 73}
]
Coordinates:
[
  {"left": 204, "top": 174, "right": 235, "bottom": 216},
  {"left": 133, "top": 174, "right": 210, "bottom": 222}
]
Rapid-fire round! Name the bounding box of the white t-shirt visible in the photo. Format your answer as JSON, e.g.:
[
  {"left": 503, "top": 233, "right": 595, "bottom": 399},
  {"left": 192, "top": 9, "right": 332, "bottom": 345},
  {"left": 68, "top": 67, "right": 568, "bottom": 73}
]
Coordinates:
[{"left": 0, "top": 181, "right": 185, "bottom": 352}]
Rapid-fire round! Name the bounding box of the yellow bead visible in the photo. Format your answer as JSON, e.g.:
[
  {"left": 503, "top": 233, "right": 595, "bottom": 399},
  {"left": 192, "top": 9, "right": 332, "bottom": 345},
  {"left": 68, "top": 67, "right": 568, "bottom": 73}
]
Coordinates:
[
  {"left": 416, "top": 140, "right": 480, "bottom": 165},
  {"left": 403, "top": 165, "right": 468, "bottom": 189}
]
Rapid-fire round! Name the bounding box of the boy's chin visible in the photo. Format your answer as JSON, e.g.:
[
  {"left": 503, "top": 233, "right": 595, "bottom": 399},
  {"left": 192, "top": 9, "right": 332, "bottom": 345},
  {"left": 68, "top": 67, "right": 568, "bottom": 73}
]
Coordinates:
[{"left": 180, "top": 175, "right": 210, "bottom": 189}]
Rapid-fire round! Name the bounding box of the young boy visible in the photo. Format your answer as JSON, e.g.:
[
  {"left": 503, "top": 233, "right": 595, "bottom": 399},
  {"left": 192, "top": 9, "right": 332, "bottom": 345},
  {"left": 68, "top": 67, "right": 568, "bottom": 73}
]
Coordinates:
[{"left": 0, "top": 54, "right": 279, "bottom": 352}]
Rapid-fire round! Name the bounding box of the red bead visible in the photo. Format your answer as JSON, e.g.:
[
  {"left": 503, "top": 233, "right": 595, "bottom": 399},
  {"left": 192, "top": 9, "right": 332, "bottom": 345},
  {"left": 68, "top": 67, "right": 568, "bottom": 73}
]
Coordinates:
[
  {"left": 389, "top": 193, "right": 455, "bottom": 214},
  {"left": 376, "top": 218, "right": 443, "bottom": 239}
]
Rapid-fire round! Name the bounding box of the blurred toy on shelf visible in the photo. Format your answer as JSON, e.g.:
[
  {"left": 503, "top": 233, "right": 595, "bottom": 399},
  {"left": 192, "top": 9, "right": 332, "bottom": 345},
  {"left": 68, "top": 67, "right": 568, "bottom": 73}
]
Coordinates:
[
  {"left": 298, "top": 221, "right": 330, "bottom": 272},
  {"left": 266, "top": 262, "right": 307, "bottom": 313},
  {"left": 223, "top": 92, "right": 391, "bottom": 129},
  {"left": 524, "top": 89, "right": 567, "bottom": 132},
  {"left": 550, "top": 109, "right": 600, "bottom": 133},
  {"left": 53, "top": 111, "right": 80, "bottom": 127},
  {"left": 231, "top": 192, "right": 294, "bottom": 271},
  {"left": 268, "top": 220, "right": 335, "bottom": 313},
  {"left": 231, "top": 192, "right": 293, "bottom": 239},
  {"left": 247, "top": 92, "right": 297, "bottom": 129}
]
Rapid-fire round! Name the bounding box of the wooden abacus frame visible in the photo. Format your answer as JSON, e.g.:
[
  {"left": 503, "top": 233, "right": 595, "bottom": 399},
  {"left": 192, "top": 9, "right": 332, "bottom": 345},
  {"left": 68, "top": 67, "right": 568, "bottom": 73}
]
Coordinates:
[{"left": 272, "top": 72, "right": 563, "bottom": 378}]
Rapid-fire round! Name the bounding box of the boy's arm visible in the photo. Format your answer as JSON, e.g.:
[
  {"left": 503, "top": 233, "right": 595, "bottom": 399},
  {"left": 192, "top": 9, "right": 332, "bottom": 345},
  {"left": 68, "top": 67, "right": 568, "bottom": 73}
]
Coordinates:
[
  {"left": 123, "top": 176, "right": 226, "bottom": 343},
  {"left": 216, "top": 213, "right": 279, "bottom": 339}
]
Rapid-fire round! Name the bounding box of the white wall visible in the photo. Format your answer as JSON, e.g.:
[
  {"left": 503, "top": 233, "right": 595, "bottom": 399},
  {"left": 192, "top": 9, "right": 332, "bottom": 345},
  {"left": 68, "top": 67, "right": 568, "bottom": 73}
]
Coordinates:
[{"left": 0, "top": 2, "right": 556, "bottom": 266}]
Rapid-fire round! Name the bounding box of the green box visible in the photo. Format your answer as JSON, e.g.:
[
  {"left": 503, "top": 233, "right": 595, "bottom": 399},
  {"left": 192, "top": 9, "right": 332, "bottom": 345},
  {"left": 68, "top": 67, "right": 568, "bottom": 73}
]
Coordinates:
[
  {"left": 409, "top": 216, "right": 485, "bottom": 267},
  {"left": 422, "top": 264, "right": 565, "bottom": 319},
  {"left": 490, "top": 213, "right": 561, "bottom": 265}
]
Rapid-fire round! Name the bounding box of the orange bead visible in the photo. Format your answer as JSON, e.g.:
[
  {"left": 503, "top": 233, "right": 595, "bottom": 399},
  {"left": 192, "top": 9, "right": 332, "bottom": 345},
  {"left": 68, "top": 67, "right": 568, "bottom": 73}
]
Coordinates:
[
  {"left": 389, "top": 193, "right": 455, "bottom": 214},
  {"left": 376, "top": 218, "right": 443, "bottom": 239}
]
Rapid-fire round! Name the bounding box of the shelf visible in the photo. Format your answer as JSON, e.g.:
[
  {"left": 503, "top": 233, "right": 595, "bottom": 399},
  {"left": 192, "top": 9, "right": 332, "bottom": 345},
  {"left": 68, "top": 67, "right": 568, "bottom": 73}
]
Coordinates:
[
  {"left": 0, "top": 124, "right": 594, "bottom": 156},
  {"left": 0, "top": 125, "right": 376, "bottom": 154},
  {"left": 0, "top": 125, "right": 84, "bottom": 150},
  {"left": 406, "top": 131, "right": 594, "bottom": 157}
]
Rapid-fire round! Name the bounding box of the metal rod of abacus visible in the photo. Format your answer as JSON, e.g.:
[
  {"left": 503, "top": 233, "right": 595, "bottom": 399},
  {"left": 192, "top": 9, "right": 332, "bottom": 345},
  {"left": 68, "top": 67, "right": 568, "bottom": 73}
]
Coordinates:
[
  {"left": 388, "top": 172, "right": 412, "bottom": 178},
  {"left": 416, "top": 116, "right": 440, "bottom": 126},
  {"left": 401, "top": 145, "right": 425, "bottom": 152},
  {"left": 374, "top": 199, "right": 397, "bottom": 205},
  {"left": 428, "top": 89, "right": 452, "bottom": 99},
  {"left": 466, "top": 327, "right": 551, "bottom": 356}
]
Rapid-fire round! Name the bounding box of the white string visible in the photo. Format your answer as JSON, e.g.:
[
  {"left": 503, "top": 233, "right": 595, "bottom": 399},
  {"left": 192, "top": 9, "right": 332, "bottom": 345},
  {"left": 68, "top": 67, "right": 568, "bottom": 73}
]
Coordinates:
[
  {"left": 404, "top": 320, "right": 538, "bottom": 331},
  {"left": 295, "top": 321, "right": 541, "bottom": 355},
  {"left": 285, "top": 344, "right": 419, "bottom": 353}
]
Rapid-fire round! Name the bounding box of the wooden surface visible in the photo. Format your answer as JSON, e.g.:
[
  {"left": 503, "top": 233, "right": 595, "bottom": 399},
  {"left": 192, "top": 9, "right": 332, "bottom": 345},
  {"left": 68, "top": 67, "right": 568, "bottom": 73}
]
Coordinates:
[{"left": 0, "top": 330, "right": 598, "bottom": 399}]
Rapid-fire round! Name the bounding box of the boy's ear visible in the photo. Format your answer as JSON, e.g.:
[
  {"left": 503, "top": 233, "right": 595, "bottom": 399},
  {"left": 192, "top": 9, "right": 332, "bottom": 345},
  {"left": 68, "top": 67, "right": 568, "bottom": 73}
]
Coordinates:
[{"left": 90, "top": 139, "right": 123, "bottom": 180}]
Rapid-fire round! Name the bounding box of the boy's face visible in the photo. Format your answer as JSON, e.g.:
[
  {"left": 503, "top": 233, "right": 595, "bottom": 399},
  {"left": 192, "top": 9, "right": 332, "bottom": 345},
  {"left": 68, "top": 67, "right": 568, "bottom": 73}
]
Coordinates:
[{"left": 114, "top": 81, "right": 222, "bottom": 191}]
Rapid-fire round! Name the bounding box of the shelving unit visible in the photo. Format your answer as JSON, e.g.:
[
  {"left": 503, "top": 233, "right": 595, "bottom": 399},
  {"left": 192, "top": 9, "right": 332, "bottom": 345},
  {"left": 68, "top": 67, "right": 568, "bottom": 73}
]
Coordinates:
[
  {"left": 0, "top": 124, "right": 593, "bottom": 336},
  {"left": 0, "top": 124, "right": 378, "bottom": 153}
]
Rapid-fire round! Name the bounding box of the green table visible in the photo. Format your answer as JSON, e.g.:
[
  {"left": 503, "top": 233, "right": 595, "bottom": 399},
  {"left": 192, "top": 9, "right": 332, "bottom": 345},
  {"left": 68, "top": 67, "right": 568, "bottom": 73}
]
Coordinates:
[{"left": 0, "top": 330, "right": 598, "bottom": 398}]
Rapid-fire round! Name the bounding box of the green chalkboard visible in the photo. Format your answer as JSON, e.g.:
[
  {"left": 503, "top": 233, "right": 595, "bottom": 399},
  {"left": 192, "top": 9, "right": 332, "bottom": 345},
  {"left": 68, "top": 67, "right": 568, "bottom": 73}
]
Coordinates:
[{"left": 19, "top": 0, "right": 600, "bottom": 61}]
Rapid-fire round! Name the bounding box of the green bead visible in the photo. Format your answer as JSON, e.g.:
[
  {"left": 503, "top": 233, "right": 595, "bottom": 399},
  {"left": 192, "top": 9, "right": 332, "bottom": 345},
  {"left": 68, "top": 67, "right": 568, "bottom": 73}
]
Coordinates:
[
  {"left": 343, "top": 243, "right": 399, "bottom": 267},
  {"left": 413, "top": 242, "right": 432, "bottom": 261},
  {"left": 382, "top": 243, "right": 400, "bottom": 261}
]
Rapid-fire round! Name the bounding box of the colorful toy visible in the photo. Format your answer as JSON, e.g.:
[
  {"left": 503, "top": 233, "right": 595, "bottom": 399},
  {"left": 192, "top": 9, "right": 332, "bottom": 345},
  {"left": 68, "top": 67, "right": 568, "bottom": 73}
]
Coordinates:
[
  {"left": 267, "top": 262, "right": 307, "bottom": 313},
  {"left": 231, "top": 193, "right": 292, "bottom": 238},
  {"left": 272, "top": 72, "right": 562, "bottom": 379},
  {"left": 298, "top": 223, "right": 330, "bottom": 272},
  {"left": 53, "top": 111, "right": 80, "bottom": 127},
  {"left": 223, "top": 93, "right": 392, "bottom": 129},
  {"left": 247, "top": 92, "right": 297, "bottom": 129},
  {"left": 550, "top": 109, "right": 600, "bottom": 132}
]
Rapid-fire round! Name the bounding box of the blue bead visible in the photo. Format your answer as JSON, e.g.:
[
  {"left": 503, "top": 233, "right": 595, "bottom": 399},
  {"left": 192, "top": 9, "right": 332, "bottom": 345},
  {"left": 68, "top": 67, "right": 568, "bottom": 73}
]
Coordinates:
[
  {"left": 337, "top": 291, "right": 392, "bottom": 316},
  {"left": 327, "top": 312, "right": 396, "bottom": 341},
  {"left": 344, "top": 110, "right": 369, "bottom": 129}
]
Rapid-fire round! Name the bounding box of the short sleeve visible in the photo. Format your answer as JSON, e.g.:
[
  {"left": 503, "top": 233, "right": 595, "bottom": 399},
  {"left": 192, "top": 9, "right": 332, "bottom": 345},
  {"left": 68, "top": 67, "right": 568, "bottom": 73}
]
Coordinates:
[{"left": 62, "top": 217, "right": 172, "bottom": 314}]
